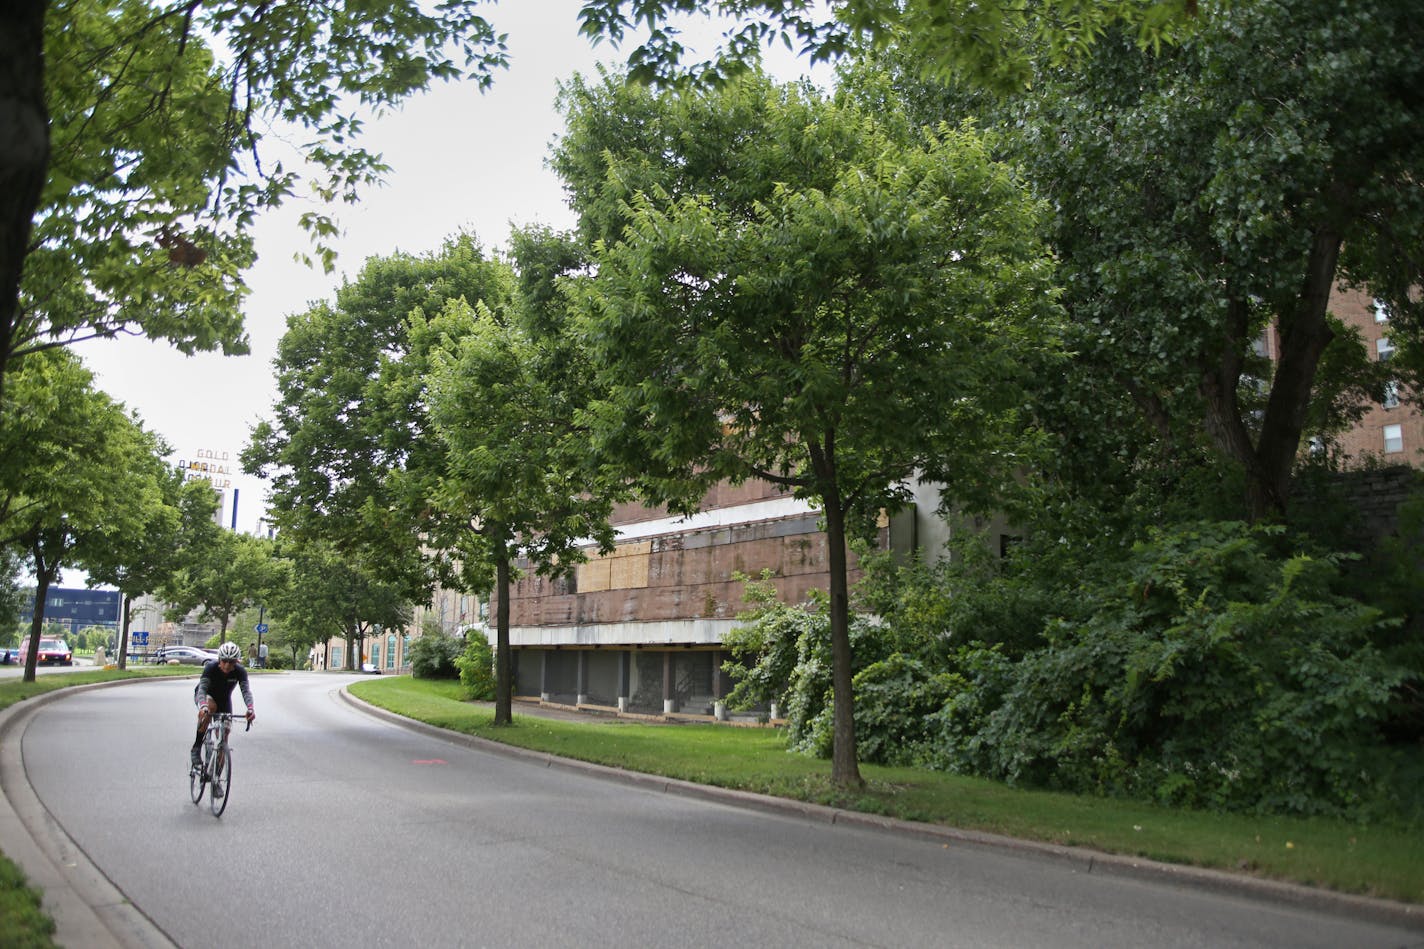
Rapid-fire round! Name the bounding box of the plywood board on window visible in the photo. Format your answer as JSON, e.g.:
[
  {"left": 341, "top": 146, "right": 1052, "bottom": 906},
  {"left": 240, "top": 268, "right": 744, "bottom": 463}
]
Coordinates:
[{"left": 578, "top": 540, "right": 652, "bottom": 592}]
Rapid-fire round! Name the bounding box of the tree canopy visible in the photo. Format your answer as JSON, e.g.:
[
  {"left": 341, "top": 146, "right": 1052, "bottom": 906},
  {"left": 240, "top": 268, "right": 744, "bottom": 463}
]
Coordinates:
[
  {"left": 872, "top": 0, "right": 1424, "bottom": 523},
  {"left": 576, "top": 0, "right": 1205, "bottom": 89},
  {"left": 245, "top": 234, "right": 516, "bottom": 601},
  {"left": 555, "top": 70, "right": 1060, "bottom": 784},
  {"left": 267, "top": 535, "right": 410, "bottom": 671},
  {"left": 0, "top": 347, "right": 174, "bottom": 680},
  {"left": 166, "top": 530, "right": 287, "bottom": 639},
  {"left": 1, "top": 0, "right": 509, "bottom": 404},
  {"left": 425, "top": 248, "right": 619, "bottom": 723}
]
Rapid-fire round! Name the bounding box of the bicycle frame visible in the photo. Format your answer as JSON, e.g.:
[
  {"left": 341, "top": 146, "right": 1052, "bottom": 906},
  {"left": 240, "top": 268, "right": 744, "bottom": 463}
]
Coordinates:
[{"left": 191, "top": 712, "right": 249, "bottom": 816}]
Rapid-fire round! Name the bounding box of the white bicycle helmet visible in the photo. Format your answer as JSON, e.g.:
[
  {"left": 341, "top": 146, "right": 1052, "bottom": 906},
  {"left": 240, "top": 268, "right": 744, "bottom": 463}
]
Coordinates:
[{"left": 217, "top": 642, "right": 241, "bottom": 662}]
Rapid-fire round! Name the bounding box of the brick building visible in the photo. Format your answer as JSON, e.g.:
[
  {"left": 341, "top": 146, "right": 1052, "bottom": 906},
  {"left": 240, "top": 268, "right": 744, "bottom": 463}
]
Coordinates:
[
  {"left": 1326, "top": 287, "right": 1424, "bottom": 465},
  {"left": 498, "top": 481, "right": 851, "bottom": 715}
]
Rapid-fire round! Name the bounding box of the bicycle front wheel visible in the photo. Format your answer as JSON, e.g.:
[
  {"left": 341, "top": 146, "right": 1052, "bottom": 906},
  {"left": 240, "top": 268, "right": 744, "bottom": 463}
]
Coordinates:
[
  {"left": 209, "top": 748, "right": 231, "bottom": 817},
  {"left": 189, "top": 763, "right": 205, "bottom": 805}
]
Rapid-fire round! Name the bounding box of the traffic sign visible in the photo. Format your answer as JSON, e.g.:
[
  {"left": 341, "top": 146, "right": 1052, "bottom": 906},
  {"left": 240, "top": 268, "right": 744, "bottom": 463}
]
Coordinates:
[
  {"left": 133, "top": 631, "right": 149, "bottom": 645},
  {"left": 255, "top": 623, "right": 269, "bottom": 634}
]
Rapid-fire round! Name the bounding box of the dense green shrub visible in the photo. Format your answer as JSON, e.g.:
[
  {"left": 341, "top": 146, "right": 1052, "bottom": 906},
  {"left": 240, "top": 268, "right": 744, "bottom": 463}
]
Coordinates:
[
  {"left": 721, "top": 572, "right": 894, "bottom": 754},
  {"left": 923, "top": 522, "right": 1408, "bottom": 817},
  {"left": 408, "top": 632, "right": 461, "bottom": 679},
  {"left": 455, "top": 634, "right": 496, "bottom": 699},
  {"left": 849, "top": 654, "right": 962, "bottom": 765}
]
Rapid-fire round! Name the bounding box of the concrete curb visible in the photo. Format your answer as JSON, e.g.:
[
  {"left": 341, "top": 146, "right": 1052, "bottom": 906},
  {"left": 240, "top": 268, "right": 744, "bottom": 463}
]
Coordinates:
[
  {"left": 0, "top": 679, "right": 177, "bottom": 949},
  {"left": 341, "top": 686, "right": 1424, "bottom": 935}
]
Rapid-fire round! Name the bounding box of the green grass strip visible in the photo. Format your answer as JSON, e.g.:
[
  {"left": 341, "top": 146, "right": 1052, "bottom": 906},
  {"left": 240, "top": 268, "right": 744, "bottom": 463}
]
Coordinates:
[
  {"left": 0, "top": 665, "right": 196, "bottom": 713},
  {"left": 0, "top": 851, "right": 56, "bottom": 949},
  {"left": 352, "top": 675, "right": 1424, "bottom": 905}
]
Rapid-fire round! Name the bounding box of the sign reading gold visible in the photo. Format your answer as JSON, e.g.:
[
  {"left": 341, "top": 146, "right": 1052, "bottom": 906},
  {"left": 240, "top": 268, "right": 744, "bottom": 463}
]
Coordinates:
[{"left": 177, "top": 448, "right": 233, "bottom": 490}]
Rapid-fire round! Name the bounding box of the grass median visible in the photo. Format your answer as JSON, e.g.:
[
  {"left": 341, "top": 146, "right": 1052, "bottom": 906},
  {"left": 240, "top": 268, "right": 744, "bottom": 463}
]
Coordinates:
[{"left": 351, "top": 674, "right": 1424, "bottom": 906}]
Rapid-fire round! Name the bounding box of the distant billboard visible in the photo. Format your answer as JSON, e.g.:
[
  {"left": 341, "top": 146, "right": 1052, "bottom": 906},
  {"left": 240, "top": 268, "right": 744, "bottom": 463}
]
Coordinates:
[{"left": 177, "top": 448, "right": 234, "bottom": 491}]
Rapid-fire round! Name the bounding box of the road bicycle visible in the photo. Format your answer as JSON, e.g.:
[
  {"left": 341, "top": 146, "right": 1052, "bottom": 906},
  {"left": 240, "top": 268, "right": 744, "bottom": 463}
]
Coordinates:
[{"left": 189, "top": 712, "right": 250, "bottom": 817}]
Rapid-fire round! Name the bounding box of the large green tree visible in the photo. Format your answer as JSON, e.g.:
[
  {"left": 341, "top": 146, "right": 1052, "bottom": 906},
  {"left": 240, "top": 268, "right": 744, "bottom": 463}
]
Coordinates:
[
  {"left": 86, "top": 476, "right": 220, "bottom": 669},
  {"left": 1, "top": 0, "right": 508, "bottom": 404},
  {"left": 556, "top": 71, "right": 1059, "bottom": 785},
  {"left": 166, "top": 531, "right": 288, "bottom": 640},
  {"left": 880, "top": 1, "right": 1424, "bottom": 523},
  {"left": 245, "top": 235, "right": 516, "bottom": 603},
  {"left": 1024, "top": 1, "right": 1422, "bottom": 521},
  {"left": 0, "top": 348, "right": 173, "bottom": 681},
  {"left": 267, "top": 536, "right": 409, "bottom": 672},
  {"left": 425, "top": 270, "right": 618, "bottom": 725}
]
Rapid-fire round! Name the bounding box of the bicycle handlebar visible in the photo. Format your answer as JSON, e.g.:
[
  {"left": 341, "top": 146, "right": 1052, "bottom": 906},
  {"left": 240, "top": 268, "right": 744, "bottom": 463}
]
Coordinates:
[{"left": 205, "top": 712, "right": 254, "bottom": 731}]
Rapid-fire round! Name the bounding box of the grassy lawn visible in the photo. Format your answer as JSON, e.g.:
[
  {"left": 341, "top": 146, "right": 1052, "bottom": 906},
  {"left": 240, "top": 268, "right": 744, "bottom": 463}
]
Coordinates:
[
  {"left": 351, "top": 675, "right": 1424, "bottom": 905},
  {"left": 0, "top": 853, "right": 55, "bottom": 949},
  {"left": 0, "top": 664, "right": 196, "bottom": 713}
]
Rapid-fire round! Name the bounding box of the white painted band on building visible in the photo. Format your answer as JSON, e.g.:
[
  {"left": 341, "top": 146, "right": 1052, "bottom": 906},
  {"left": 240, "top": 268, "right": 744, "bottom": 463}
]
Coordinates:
[
  {"left": 507, "top": 617, "right": 740, "bottom": 648},
  {"left": 611, "top": 496, "right": 817, "bottom": 543}
]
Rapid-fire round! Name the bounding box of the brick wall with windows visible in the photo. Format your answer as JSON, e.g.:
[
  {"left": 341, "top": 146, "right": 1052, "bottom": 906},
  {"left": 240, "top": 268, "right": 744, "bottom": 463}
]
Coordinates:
[{"left": 1328, "top": 287, "right": 1424, "bottom": 466}]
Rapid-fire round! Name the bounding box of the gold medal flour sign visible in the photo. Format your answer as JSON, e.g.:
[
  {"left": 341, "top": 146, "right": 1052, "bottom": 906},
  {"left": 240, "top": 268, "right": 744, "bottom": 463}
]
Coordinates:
[{"left": 177, "top": 448, "right": 233, "bottom": 490}]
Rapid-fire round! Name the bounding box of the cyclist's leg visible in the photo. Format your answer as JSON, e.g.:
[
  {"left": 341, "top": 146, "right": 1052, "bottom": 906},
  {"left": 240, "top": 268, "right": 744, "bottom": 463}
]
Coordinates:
[{"left": 191, "top": 699, "right": 215, "bottom": 769}]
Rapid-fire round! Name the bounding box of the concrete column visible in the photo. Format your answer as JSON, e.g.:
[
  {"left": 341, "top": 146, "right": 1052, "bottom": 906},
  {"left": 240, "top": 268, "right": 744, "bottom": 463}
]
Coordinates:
[{"left": 662, "top": 651, "right": 674, "bottom": 713}]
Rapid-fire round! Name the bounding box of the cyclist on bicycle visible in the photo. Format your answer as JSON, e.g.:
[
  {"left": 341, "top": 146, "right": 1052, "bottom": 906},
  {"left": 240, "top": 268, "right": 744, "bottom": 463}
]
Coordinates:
[{"left": 191, "top": 642, "right": 255, "bottom": 779}]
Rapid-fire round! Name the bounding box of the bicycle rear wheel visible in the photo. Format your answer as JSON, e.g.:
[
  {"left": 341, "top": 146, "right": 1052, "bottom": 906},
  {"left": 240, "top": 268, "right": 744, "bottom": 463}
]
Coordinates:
[{"left": 209, "top": 748, "right": 231, "bottom": 817}]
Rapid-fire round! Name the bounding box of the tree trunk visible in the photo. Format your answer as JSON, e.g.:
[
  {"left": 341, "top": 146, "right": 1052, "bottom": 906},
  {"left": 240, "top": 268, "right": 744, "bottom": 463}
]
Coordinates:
[
  {"left": 493, "top": 552, "right": 512, "bottom": 726},
  {"left": 1199, "top": 226, "right": 1344, "bottom": 522},
  {"left": 809, "top": 443, "right": 862, "bottom": 788},
  {"left": 1200, "top": 296, "right": 1274, "bottom": 514},
  {"left": 1250, "top": 226, "right": 1343, "bottom": 520},
  {"left": 117, "top": 594, "right": 131, "bottom": 671},
  {"left": 22, "top": 557, "right": 54, "bottom": 683},
  {"left": 0, "top": 0, "right": 50, "bottom": 403}
]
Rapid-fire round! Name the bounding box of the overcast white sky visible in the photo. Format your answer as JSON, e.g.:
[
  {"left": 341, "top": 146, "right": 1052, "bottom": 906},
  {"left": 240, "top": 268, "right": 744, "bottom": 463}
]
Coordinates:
[{"left": 73, "top": 2, "right": 830, "bottom": 554}]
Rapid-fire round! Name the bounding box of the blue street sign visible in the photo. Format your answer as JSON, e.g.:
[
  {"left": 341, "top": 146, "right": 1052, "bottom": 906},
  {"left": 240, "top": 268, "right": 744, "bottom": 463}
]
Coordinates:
[
  {"left": 255, "top": 623, "right": 269, "bottom": 634},
  {"left": 133, "top": 631, "right": 149, "bottom": 645}
]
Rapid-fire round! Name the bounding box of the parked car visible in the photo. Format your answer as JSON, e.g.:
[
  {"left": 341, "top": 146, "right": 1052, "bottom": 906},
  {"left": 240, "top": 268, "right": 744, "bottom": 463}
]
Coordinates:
[
  {"left": 153, "top": 645, "right": 218, "bottom": 666},
  {"left": 20, "top": 638, "right": 73, "bottom": 666},
  {"left": 360, "top": 662, "right": 382, "bottom": 675}
]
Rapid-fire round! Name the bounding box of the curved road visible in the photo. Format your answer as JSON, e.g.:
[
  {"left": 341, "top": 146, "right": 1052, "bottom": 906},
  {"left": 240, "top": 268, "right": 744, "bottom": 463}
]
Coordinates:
[{"left": 4, "top": 672, "right": 1420, "bottom": 948}]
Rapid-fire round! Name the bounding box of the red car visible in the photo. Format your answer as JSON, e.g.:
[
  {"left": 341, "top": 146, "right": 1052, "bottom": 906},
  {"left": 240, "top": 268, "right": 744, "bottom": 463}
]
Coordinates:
[{"left": 21, "top": 637, "right": 73, "bottom": 666}]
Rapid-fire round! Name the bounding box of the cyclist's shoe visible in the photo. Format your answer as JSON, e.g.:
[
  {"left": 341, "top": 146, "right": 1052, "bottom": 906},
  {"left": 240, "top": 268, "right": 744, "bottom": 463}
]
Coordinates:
[{"left": 210, "top": 783, "right": 224, "bottom": 799}]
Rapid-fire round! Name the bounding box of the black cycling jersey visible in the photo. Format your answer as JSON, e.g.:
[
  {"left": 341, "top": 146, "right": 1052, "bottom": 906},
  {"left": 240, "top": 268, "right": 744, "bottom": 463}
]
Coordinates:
[{"left": 194, "top": 659, "right": 253, "bottom": 714}]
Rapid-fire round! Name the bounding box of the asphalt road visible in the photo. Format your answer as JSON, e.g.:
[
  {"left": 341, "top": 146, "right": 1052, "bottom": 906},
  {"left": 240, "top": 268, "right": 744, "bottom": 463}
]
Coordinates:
[{"left": 6, "top": 672, "right": 1422, "bottom": 948}]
